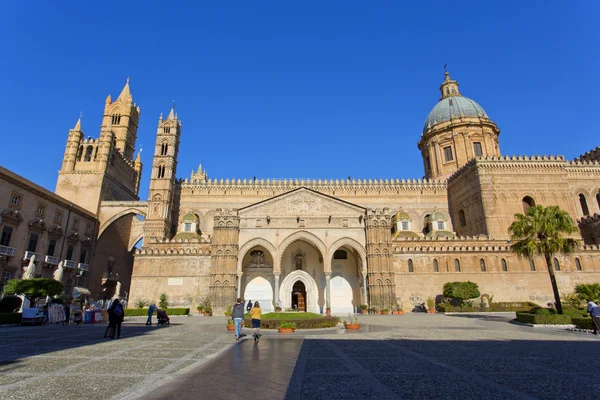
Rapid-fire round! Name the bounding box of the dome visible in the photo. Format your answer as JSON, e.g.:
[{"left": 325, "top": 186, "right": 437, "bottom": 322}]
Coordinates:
[
  {"left": 393, "top": 210, "right": 411, "bottom": 221},
  {"left": 182, "top": 212, "right": 200, "bottom": 223},
  {"left": 430, "top": 209, "right": 447, "bottom": 221},
  {"left": 423, "top": 96, "right": 488, "bottom": 134}
]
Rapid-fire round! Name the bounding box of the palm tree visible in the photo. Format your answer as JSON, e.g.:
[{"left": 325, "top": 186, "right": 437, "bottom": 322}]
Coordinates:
[{"left": 509, "top": 205, "right": 579, "bottom": 314}]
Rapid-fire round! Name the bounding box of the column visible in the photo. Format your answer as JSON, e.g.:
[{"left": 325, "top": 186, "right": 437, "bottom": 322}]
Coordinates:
[
  {"left": 325, "top": 273, "right": 331, "bottom": 310},
  {"left": 236, "top": 273, "right": 243, "bottom": 299},
  {"left": 362, "top": 273, "right": 368, "bottom": 306},
  {"left": 273, "top": 273, "right": 280, "bottom": 309}
]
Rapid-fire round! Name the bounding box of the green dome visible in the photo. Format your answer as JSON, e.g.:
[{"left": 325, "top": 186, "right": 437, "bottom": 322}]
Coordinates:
[
  {"left": 430, "top": 210, "right": 447, "bottom": 221},
  {"left": 393, "top": 210, "right": 411, "bottom": 221},
  {"left": 182, "top": 212, "right": 200, "bottom": 223}
]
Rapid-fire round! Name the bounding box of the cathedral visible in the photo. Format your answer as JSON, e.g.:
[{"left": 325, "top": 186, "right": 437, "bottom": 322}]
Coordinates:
[{"left": 52, "top": 71, "right": 600, "bottom": 314}]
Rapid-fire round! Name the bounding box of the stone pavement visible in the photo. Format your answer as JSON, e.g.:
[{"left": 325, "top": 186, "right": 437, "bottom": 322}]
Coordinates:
[{"left": 1, "top": 313, "right": 600, "bottom": 399}]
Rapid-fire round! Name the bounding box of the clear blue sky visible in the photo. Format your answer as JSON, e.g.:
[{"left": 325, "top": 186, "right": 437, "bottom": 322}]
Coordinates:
[{"left": 1, "top": 1, "right": 598, "bottom": 200}]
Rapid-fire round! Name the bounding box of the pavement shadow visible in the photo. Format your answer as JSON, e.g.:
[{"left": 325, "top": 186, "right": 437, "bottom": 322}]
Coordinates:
[
  {"left": 444, "top": 313, "right": 515, "bottom": 322},
  {"left": 283, "top": 338, "right": 600, "bottom": 400}
]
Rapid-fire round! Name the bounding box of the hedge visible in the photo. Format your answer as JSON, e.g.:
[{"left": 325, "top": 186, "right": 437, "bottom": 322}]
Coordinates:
[
  {"left": 125, "top": 308, "right": 190, "bottom": 316},
  {"left": 242, "top": 317, "right": 338, "bottom": 329},
  {"left": 0, "top": 313, "right": 22, "bottom": 325},
  {"left": 571, "top": 317, "right": 594, "bottom": 330},
  {"left": 439, "top": 302, "right": 538, "bottom": 313},
  {"left": 516, "top": 312, "right": 573, "bottom": 325},
  {"left": 443, "top": 281, "right": 480, "bottom": 302}
]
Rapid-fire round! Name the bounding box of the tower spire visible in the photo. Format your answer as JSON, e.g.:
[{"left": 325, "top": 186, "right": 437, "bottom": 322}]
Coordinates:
[
  {"left": 117, "top": 77, "right": 132, "bottom": 101},
  {"left": 439, "top": 68, "right": 460, "bottom": 99},
  {"left": 167, "top": 102, "right": 176, "bottom": 120},
  {"left": 73, "top": 114, "right": 82, "bottom": 131}
]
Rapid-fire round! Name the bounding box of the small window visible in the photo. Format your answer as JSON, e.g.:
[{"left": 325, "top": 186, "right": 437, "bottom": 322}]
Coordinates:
[
  {"left": 72, "top": 220, "right": 79, "bottom": 230},
  {"left": 408, "top": 259, "right": 414, "bottom": 273},
  {"left": 458, "top": 210, "right": 466, "bottom": 227},
  {"left": 433, "top": 259, "right": 439, "bottom": 272},
  {"left": 79, "top": 248, "right": 88, "bottom": 264},
  {"left": 164, "top": 126, "right": 171, "bottom": 134},
  {"left": 553, "top": 258, "right": 560, "bottom": 271},
  {"left": 47, "top": 239, "right": 57, "bottom": 257},
  {"left": 529, "top": 259, "right": 536, "bottom": 271},
  {"left": 161, "top": 142, "right": 169, "bottom": 156},
  {"left": 480, "top": 259, "right": 486, "bottom": 272},
  {"left": 2, "top": 271, "right": 12, "bottom": 286},
  {"left": 36, "top": 205, "right": 45, "bottom": 217},
  {"left": 454, "top": 259, "right": 461, "bottom": 272},
  {"left": 401, "top": 221, "right": 409, "bottom": 231},
  {"left": 451, "top": 88, "right": 456, "bottom": 94},
  {"left": 522, "top": 196, "right": 535, "bottom": 213},
  {"left": 437, "top": 221, "right": 444, "bottom": 230},
  {"left": 443, "top": 146, "right": 453, "bottom": 162},
  {"left": 184, "top": 223, "right": 192, "bottom": 232},
  {"left": 445, "top": 88, "right": 449, "bottom": 95},
  {"left": 575, "top": 258, "right": 582, "bottom": 271},
  {"left": 0, "top": 226, "right": 13, "bottom": 247},
  {"left": 501, "top": 259, "right": 508, "bottom": 272},
  {"left": 579, "top": 194, "right": 590, "bottom": 216},
  {"left": 27, "top": 232, "right": 39, "bottom": 252},
  {"left": 66, "top": 245, "right": 74, "bottom": 261},
  {"left": 55, "top": 211, "right": 62, "bottom": 223},
  {"left": 473, "top": 142, "right": 483, "bottom": 157},
  {"left": 334, "top": 250, "right": 348, "bottom": 260},
  {"left": 10, "top": 194, "right": 21, "bottom": 207},
  {"left": 111, "top": 114, "right": 121, "bottom": 125},
  {"left": 84, "top": 146, "right": 93, "bottom": 162}
]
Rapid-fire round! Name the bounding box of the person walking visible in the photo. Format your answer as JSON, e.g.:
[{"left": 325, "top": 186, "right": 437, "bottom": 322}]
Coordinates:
[
  {"left": 147, "top": 302, "right": 157, "bottom": 326},
  {"left": 246, "top": 300, "right": 252, "bottom": 313},
  {"left": 105, "top": 299, "right": 124, "bottom": 339},
  {"left": 249, "top": 301, "right": 262, "bottom": 343},
  {"left": 232, "top": 298, "right": 245, "bottom": 340},
  {"left": 587, "top": 300, "right": 600, "bottom": 335}
]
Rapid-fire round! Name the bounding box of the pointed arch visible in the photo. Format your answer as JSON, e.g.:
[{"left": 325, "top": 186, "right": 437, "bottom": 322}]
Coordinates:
[
  {"left": 278, "top": 230, "right": 328, "bottom": 265},
  {"left": 237, "top": 238, "right": 278, "bottom": 273},
  {"left": 328, "top": 237, "right": 367, "bottom": 274}
]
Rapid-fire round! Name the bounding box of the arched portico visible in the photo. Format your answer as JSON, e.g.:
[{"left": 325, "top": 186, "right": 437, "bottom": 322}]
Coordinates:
[
  {"left": 237, "top": 238, "right": 278, "bottom": 273},
  {"left": 278, "top": 230, "right": 329, "bottom": 271},
  {"left": 279, "top": 270, "right": 320, "bottom": 313}
]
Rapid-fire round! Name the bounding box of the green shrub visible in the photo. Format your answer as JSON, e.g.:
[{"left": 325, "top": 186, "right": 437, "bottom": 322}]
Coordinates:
[
  {"left": 516, "top": 312, "right": 572, "bottom": 325},
  {"left": 562, "top": 293, "right": 584, "bottom": 309},
  {"left": 278, "top": 322, "right": 296, "bottom": 329},
  {"left": 438, "top": 301, "right": 537, "bottom": 313},
  {"left": 572, "top": 317, "right": 594, "bottom": 330},
  {"left": 0, "top": 296, "right": 22, "bottom": 313},
  {"left": 159, "top": 293, "right": 168, "bottom": 309},
  {"left": 136, "top": 299, "right": 149, "bottom": 309},
  {"left": 443, "top": 281, "right": 480, "bottom": 304},
  {"left": 125, "top": 308, "right": 189, "bottom": 316},
  {"left": 201, "top": 297, "right": 212, "bottom": 315},
  {"left": 243, "top": 317, "right": 338, "bottom": 329},
  {"left": 3, "top": 279, "right": 64, "bottom": 304},
  {"left": 0, "top": 313, "right": 22, "bottom": 325},
  {"left": 561, "top": 308, "right": 587, "bottom": 318},
  {"left": 575, "top": 284, "right": 600, "bottom": 303}
]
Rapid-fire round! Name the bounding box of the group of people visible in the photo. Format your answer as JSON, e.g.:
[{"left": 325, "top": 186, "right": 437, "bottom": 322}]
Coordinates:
[
  {"left": 232, "top": 298, "right": 262, "bottom": 342},
  {"left": 104, "top": 299, "right": 124, "bottom": 339}
]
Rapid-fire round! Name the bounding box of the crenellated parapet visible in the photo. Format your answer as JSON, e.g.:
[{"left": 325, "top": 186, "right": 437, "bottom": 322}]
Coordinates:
[{"left": 575, "top": 147, "right": 600, "bottom": 163}]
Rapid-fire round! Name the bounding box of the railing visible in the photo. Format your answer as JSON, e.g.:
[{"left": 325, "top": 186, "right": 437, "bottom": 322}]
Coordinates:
[
  {"left": 45, "top": 255, "right": 59, "bottom": 265},
  {"left": 23, "top": 251, "right": 41, "bottom": 261},
  {"left": 0, "top": 245, "right": 16, "bottom": 257},
  {"left": 63, "top": 260, "right": 78, "bottom": 269},
  {"left": 78, "top": 263, "right": 89, "bottom": 272}
]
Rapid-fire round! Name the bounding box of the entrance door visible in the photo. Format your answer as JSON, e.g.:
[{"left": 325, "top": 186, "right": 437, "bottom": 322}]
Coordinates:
[{"left": 292, "top": 281, "right": 306, "bottom": 312}]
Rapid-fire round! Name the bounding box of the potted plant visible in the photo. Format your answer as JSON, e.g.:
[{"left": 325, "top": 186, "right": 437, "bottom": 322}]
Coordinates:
[
  {"left": 278, "top": 322, "right": 296, "bottom": 333},
  {"left": 224, "top": 305, "right": 232, "bottom": 317},
  {"left": 202, "top": 297, "right": 212, "bottom": 316},
  {"left": 226, "top": 318, "right": 235, "bottom": 331},
  {"left": 197, "top": 305, "right": 203, "bottom": 314},
  {"left": 427, "top": 297, "right": 436, "bottom": 313},
  {"left": 360, "top": 304, "right": 368, "bottom": 315},
  {"left": 381, "top": 308, "right": 389, "bottom": 315},
  {"left": 274, "top": 306, "right": 282, "bottom": 313},
  {"left": 344, "top": 314, "right": 360, "bottom": 330},
  {"left": 326, "top": 307, "right": 331, "bottom": 316},
  {"left": 375, "top": 308, "right": 381, "bottom": 315}
]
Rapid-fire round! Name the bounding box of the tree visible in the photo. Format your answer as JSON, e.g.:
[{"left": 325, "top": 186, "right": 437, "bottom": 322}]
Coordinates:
[
  {"left": 574, "top": 283, "right": 600, "bottom": 304},
  {"left": 2, "top": 279, "right": 64, "bottom": 305},
  {"left": 159, "top": 293, "right": 168, "bottom": 309},
  {"left": 509, "top": 205, "right": 578, "bottom": 314},
  {"left": 443, "top": 281, "right": 480, "bottom": 305}
]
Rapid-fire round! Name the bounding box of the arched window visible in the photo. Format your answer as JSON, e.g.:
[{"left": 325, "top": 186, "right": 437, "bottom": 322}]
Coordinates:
[
  {"left": 433, "top": 259, "right": 439, "bottom": 272},
  {"left": 111, "top": 114, "right": 121, "bottom": 125},
  {"left": 445, "top": 88, "right": 449, "bottom": 95},
  {"left": 161, "top": 142, "right": 169, "bottom": 156},
  {"left": 76, "top": 145, "right": 83, "bottom": 161},
  {"left": 529, "top": 259, "right": 536, "bottom": 271},
  {"left": 451, "top": 88, "right": 456, "bottom": 94},
  {"left": 454, "top": 259, "right": 461, "bottom": 272},
  {"left": 596, "top": 193, "right": 600, "bottom": 210},
  {"left": 575, "top": 258, "right": 582, "bottom": 271},
  {"left": 480, "top": 259, "right": 486, "bottom": 272},
  {"left": 333, "top": 250, "right": 347, "bottom": 260},
  {"left": 164, "top": 126, "right": 171, "bottom": 134},
  {"left": 458, "top": 210, "right": 466, "bottom": 227},
  {"left": 84, "top": 146, "right": 93, "bottom": 162},
  {"left": 522, "top": 196, "right": 535, "bottom": 213},
  {"left": 408, "top": 259, "right": 414, "bottom": 273},
  {"left": 157, "top": 165, "right": 166, "bottom": 179},
  {"left": 501, "top": 259, "right": 508, "bottom": 272},
  {"left": 553, "top": 258, "right": 560, "bottom": 271},
  {"left": 579, "top": 193, "right": 590, "bottom": 216},
  {"left": 422, "top": 214, "right": 431, "bottom": 235}
]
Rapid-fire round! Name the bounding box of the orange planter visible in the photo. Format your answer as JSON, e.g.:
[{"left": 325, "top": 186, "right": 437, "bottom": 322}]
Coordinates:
[
  {"left": 278, "top": 328, "right": 295, "bottom": 333},
  {"left": 226, "top": 324, "right": 235, "bottom": 331},
  {"left": 361, "top": 309, "right": 367, "bottom": 314},
  {"left": 392, "top": 311, "right": 398, "bottom": 315},
  {"left": 398, "top": 311, "right": 405, "bottom": 315},
  {"left": 381, "top": 311, "right": 389, "bottom": 315},
  {"left": 344, "top": 324, "right": 361, "bottom": 330},
  {"left": 427, "top": 309, "right": 436, "bottom": 314},
  {"left": 203, "top": 312, "right": 212, "bottom": 317}
]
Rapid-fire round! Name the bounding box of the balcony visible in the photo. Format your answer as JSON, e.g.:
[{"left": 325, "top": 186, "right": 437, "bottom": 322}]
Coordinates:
[
  {"left": 63, "top": 260, "right": 78, "bottom": 269},
  {"left": 44, "top": 255, "right": 60, "bottom": 265},
  {"left": 101, "top": 272, "right": 118, "bottom": 286},
  {"left": 0, "top": 245, "right": 16, "bottom": 257},
  {"left": 23, "top": 251, "right": 41, "bottom": 262},
  {"left": 78, "top": 263, "right": 89, "bottom": 272}
]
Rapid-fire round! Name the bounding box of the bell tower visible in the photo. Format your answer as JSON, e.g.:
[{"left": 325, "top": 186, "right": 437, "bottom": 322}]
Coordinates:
[
  {"left": 102, "top": 78, "right": 140, "bottom": 160},
  {"left": 144, "top": 106, "right": 181, "bottom": 240}
]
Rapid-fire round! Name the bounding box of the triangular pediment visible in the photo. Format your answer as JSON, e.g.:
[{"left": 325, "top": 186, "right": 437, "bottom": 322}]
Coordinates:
[{"left": 239, "top": 187, "right": 365, "bottom": 217}]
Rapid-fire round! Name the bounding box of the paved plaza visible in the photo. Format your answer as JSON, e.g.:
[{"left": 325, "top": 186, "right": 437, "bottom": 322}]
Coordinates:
[{"left": 0, "top": 313, "right": 598, "bottom": 400}]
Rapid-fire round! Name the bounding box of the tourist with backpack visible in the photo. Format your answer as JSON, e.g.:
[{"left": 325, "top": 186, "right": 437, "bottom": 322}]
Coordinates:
[
  {"left": 104, "top": 299, "right": 124, "bottom": 339},
  {"left": 231, "top": 298, "right": 245, "bottom": 340}
]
